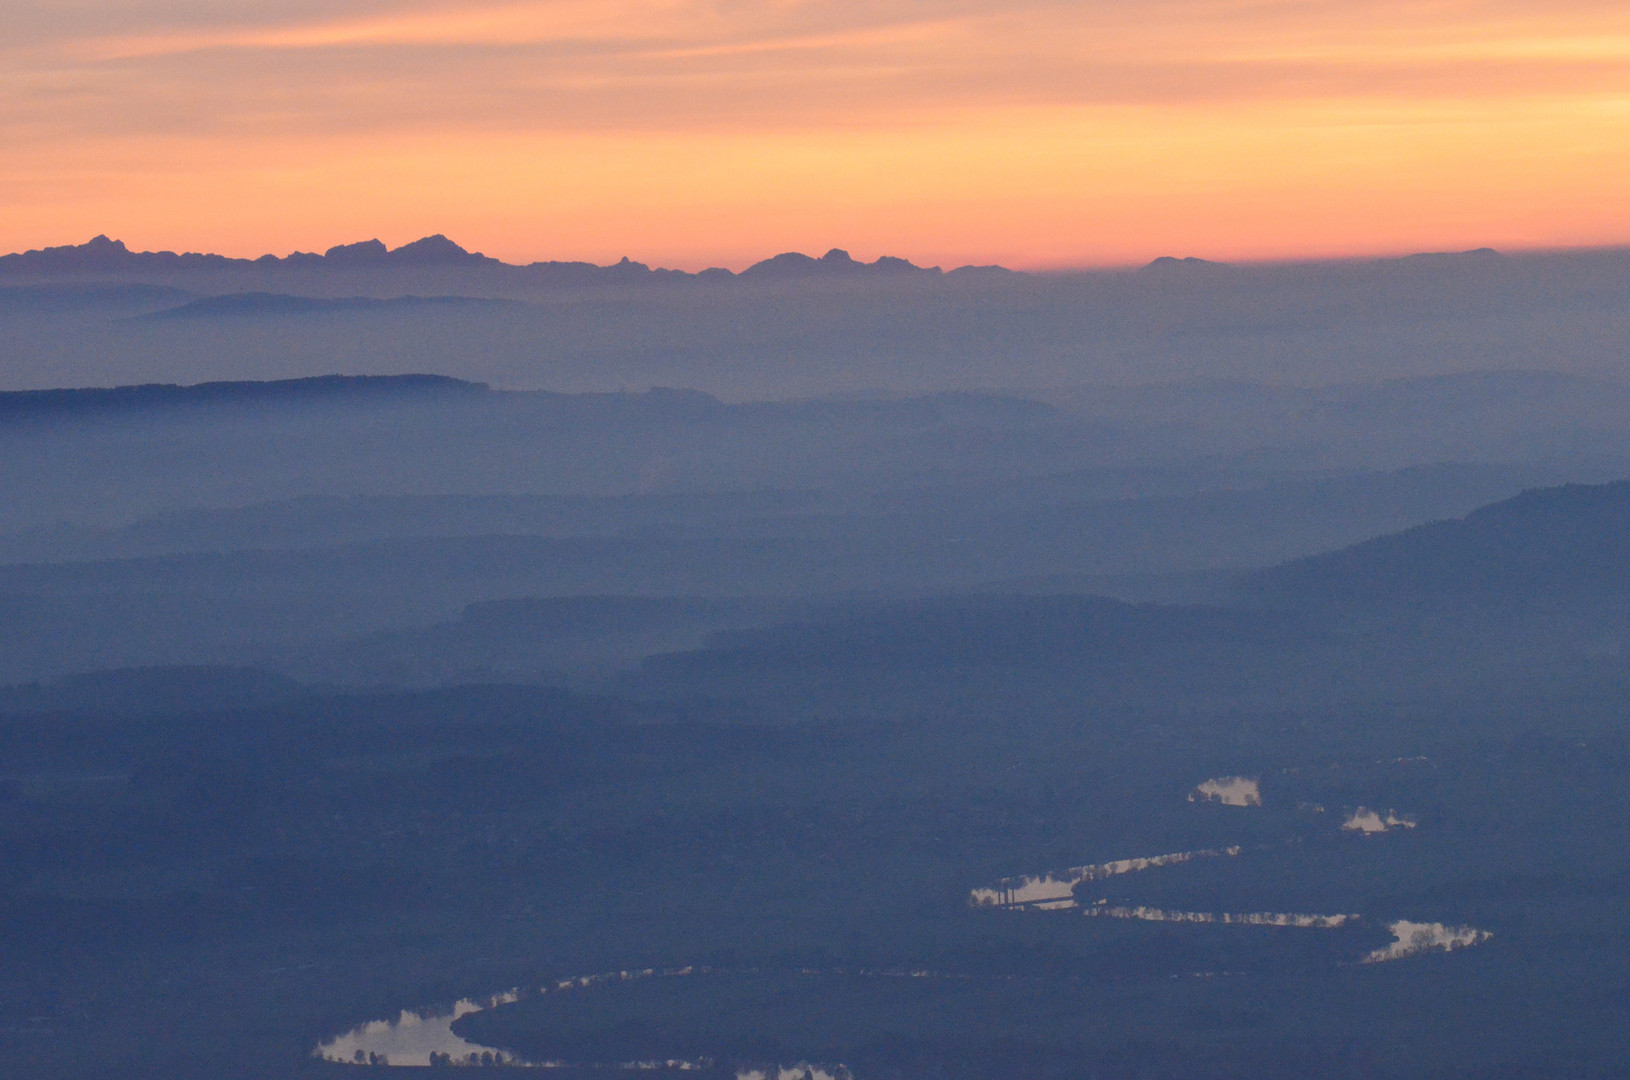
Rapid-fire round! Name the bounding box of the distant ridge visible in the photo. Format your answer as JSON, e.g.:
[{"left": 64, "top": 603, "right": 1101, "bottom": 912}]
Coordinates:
[
  {"left": 322, "top": 234, "right": 499, "bottom": 268},
  {"left": 741, "top": 248, "right": 940, "bottom": 279},
  {"left": 0, "top": 234, "right": 507, "bottom": 274},
  {"left": 0, "top": 235, "right": 970, "bottom": 284},
  {"left": 1399, "top": 247, "right": 1501, "bottom": 262},
  {"left": 146, "top": 292, "right": 519, "bottom": 319},
  {"left": 1142, "top": 256, "right": 1229, "bottom": 272},
  {"left": 0, "top": 374, "right": 486, "bottom": 420}
]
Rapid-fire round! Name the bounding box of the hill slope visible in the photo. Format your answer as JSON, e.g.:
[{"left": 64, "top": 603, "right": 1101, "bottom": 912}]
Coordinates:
[{"left": 1247, "top": 480, "right": 1630, "bottom": 609}]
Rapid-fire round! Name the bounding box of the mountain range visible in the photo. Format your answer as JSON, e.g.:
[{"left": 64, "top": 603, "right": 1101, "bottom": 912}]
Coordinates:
[{"left": 0, "top": 234, "right": 993, "bottom": 284}]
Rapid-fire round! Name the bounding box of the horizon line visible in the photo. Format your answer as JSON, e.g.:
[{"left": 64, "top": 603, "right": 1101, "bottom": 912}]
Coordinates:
[{"left": 10, "top": 234, "right": 1630, "bottom": 277}]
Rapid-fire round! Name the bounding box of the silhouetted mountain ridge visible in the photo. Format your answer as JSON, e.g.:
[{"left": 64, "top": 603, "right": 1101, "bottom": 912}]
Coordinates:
[
  {"left": 1142, "top": 255, "right": 1229, "bottom": 273},
  {"left": 0, "top": 235, "right": 963, "bottom": 283},
  {"left": 321, "top": 234, "right": 499, "bottom": 267},
  {"left": 741, "top": 248, "right": 940, "bottom": 279}
]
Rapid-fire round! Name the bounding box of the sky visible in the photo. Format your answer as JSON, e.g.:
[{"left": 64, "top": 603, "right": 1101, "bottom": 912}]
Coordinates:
[{"left": 4, "top": 0, "right": 1630, "bottom": 269}]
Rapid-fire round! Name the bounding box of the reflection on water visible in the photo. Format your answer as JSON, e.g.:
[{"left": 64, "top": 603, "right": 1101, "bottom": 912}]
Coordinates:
[
  {"left": 1081, "top": 902, "right": 1354, "bottom": 928},
  {"left": 738, "top": 1066, "right": 852, "bottom": 1080},
  {"left": 1363, "top": 920, "right": 1492, "bottom": 963},
  {"left": 325, "top": 794, "right": 1489, "bottom": 1069},
  {"left": 316, "top": 972, "right": 697, "bottom": 1068},
  {"left": 1342, "top": 808, "right": 1417, "bottom": 834},
  {"left": 970, "top": 827, "right": 1490, "bottom": 967},
  {"left": 1189, "top": 777, "right": 1261, "bottom": 807},
  {"left": 314, "top": 991, "right": 522, "bottom": 1066},
  {"left": 315, "top": 920, "right": 1495, "bottom": 1071},
  {"left": 317, "top": 966, "right": 870, "bottom": 1071},
  {"left": 968, "top": 846, "right": 1242, "bottom": 909}
]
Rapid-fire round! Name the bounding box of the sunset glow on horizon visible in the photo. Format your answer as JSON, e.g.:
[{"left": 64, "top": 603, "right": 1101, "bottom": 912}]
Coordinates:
[{"left": 6, "top": 0, "right": 1630, "bottom": 269}]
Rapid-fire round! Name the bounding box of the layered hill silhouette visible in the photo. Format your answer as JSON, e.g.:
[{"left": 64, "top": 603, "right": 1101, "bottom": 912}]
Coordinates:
[
  {"left": 625, "top": 479, "right": 1630, "bottom": 709},
  {"left": 1247, "top": 480, "right": 1630, "bottom": 610}
]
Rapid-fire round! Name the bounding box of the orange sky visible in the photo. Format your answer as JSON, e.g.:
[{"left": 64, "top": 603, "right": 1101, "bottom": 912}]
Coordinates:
[{"left": 4, "top": 0, "right": 1630, "bottom": 269}]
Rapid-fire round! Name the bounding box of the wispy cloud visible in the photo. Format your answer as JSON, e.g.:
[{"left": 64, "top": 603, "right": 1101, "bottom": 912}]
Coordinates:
[{"left": 9, "top": 0, "right": 1628, "bottom": 140}]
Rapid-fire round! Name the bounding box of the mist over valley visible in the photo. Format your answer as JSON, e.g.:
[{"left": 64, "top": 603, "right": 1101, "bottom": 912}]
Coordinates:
[{"left": 3, "top": 240, "right": 1630, "bottom": 1078}]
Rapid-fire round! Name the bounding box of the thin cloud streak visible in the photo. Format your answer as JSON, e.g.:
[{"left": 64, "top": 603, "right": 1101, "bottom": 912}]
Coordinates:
[{"left": 13, "top": 7, "right": 1630, "bottom": 141}]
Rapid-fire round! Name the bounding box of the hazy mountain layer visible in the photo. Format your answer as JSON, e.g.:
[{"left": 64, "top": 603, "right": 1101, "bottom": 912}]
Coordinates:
[
  {"left": 4, "top": 243, "right": 1630, "bottom": 395},
  {"left": 6, "top": 234, "right": 1630, "bottom": 1079}
]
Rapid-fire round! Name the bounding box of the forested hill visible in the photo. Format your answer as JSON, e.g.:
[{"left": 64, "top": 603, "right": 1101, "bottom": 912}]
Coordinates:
[
  {"left": 1245, "top": 480, "right": 1630, "bottom": 608},
  {"left": 0, "top": 374, "right": 485, "bottom": 419}
]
